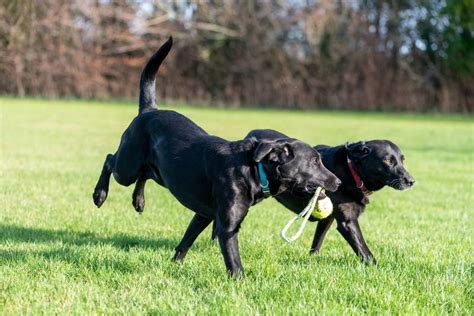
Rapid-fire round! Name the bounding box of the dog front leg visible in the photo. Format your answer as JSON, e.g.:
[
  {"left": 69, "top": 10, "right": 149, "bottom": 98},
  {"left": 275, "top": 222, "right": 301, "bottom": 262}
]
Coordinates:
[
  {"left": 336, "top": 219, "right": 377, "bottom": 265},
  {"left": 173, "top": 214, "right": 213, "bottom": 262},
  {"left": 211, "top": 220, "right": 217, "bottom": 241},
  {"left": 216, "top": 226, "right": 243, "bottom": 277},
  {"left": 309, "top": 216, "right": 334, "bottom": 255},
  {"left": 93, "top": 154, "right": 115, "bottom": 207},
  {"left": 215, "top": 206, "right": 249, "bottom": 277}
]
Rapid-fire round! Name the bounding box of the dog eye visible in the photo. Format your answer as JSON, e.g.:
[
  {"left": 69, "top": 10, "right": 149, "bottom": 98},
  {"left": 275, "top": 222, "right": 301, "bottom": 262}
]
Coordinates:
[{"left": 384, "top": 157, "right": 394, "bottom": 166}]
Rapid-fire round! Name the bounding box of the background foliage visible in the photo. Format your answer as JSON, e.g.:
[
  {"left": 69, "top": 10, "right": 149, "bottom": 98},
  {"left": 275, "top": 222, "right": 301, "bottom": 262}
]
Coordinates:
[{"left": 1, "top": 0, "right": 473, "bottom": 112}]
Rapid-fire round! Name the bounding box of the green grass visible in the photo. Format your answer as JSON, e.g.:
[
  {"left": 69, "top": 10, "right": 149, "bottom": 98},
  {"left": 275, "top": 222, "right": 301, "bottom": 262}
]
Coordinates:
[{"left": 1, "top": 97, "right": 473, "bottom": 314}]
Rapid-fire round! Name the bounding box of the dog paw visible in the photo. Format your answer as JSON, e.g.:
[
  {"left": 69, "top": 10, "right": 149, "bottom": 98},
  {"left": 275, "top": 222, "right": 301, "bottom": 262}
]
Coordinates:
[
  {"left": 367, "top": 257, "right": 378, "bottom": 266},
  {"left": 172, "top": 249, "right": 188, "bottom": 262},
  {"left": 93, "top": 189, "right": 107, "bottom": 208},
  {"left": 362, "top": 256, "right": 377, "bottom": 266},
  {"left": 211, "top": 229, "right": 218, "bottom": 241},
  {"left": 132, "top": 195, "right": 145, "bottom": 213}
]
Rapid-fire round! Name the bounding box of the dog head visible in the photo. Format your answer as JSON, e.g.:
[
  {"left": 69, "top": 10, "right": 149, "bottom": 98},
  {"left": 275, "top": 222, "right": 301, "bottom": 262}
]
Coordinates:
[
  {"left": 254, "top": 138, "right": 341, "bottom": 195},
  {"left": 345, "top": 140, "right": 415, "bottom": 190}
]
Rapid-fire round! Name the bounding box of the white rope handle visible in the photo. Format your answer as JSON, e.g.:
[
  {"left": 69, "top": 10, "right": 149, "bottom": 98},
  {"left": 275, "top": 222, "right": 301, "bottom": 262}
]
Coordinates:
[{"left": 280, "top": 187, "right": 322, "bottom": 243}]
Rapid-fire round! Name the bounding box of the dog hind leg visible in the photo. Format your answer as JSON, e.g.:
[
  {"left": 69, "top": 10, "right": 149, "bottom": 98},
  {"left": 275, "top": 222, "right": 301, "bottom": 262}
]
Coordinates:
[
  {"left": 93, "top": 154, "right": 115, "bottom": 207},
  {"left": 132, "top": 167, "right": 156, "bottom": 213},
  {"left": 132, "top": 176, "right": 146, "bottom": 213}
]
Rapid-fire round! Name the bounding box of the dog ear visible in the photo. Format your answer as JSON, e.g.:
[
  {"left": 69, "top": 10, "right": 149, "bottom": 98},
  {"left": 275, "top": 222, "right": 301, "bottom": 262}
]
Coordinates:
[
  {"left": 253, "top": 140, "right": 292, "bottom": 163},
  {"left": 345, "top": 141, "right": 371, "bottom": 160}
]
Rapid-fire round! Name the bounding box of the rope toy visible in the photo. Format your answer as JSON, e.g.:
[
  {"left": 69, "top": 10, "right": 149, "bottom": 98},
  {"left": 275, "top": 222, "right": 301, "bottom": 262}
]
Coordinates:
[{"left": 280, "top": 187, "right": 333, "bottom": 243}]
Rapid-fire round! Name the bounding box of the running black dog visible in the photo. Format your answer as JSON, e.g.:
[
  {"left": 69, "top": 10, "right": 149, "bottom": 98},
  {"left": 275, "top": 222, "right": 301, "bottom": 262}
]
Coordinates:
[
  {"left": 92, "top": 38, "right": 341, "bottom": 276},
  {"left": 244, "top": 129, "right": 415, "bottom": 264}
]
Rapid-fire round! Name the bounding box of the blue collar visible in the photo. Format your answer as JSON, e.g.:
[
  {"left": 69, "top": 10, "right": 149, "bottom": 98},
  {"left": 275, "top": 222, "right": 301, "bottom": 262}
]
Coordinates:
[{"left": 258, "top": 162, "right": 271, "bottom": 198}]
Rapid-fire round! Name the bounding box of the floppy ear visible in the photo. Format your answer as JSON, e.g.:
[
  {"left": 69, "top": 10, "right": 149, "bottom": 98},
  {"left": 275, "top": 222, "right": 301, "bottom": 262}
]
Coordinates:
[
  {"left": 345, "top": 141, "right": 371, "bottom": 160},
  {"left": 253, "top": 140, "right": 291, "bottom": 163},
  {"left": 254, "top": 141, "right": 277, "bottom": 162}
]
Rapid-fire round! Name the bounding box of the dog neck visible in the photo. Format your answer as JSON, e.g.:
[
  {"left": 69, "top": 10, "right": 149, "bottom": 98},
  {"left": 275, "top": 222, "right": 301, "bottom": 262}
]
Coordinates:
[
  {"left": 346, "top": 157, "right": 372, "bottom": 204},
  {"left": 347, "top": 157, "right": 385, "bottom": 193},
  {"left": 328, "top": 146, "right": 384, "bottom": 205},
  {"left": 346, "top": 157, "right": 372, "bottom": 194},
  {"left": 253, "top": 161, "right": 288, "bottom": 200},
  {"left": 230, "top": 140, "right": 284, "bottom": 204},
  {"left": 257, "top": 162, "right": 271, "bottom": 198}
]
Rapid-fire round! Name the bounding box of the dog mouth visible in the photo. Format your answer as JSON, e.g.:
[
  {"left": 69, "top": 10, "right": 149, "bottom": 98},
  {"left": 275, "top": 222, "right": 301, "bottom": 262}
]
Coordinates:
[
  {"left": 318, "top": 190, "right": 327, "bottom": 199},
  {"left": 303, "top": 184, "right": 327, "bottom": 198},
  {"left": 387, "top": 178, "right": 414, "bottom": 191}
]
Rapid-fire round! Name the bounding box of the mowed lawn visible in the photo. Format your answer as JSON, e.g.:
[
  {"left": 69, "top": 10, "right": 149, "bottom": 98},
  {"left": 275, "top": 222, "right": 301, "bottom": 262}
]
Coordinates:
[{"left": 1, "top": 98, "right": 472, "bottom": 314}]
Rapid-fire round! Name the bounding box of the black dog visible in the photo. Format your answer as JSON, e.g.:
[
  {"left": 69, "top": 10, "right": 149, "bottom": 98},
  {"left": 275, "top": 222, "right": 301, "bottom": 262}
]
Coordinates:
[
  {"left": 244, "top": 129, "right": 415, "bottom": 264},
  {"left": 92, "top": 38, "right": 341, "bottom": 276}
]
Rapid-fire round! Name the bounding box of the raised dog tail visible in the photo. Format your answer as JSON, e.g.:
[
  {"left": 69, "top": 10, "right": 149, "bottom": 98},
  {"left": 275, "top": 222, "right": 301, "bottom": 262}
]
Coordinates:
[{"left": 138, "top": 36, "right": 173, "bottom": 114}]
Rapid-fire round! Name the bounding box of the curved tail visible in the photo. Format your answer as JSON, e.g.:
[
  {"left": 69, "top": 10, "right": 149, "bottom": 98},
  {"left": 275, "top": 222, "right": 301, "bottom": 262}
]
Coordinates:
[{"left": 139, "top": 36, "right": 173, "bottom": 113}]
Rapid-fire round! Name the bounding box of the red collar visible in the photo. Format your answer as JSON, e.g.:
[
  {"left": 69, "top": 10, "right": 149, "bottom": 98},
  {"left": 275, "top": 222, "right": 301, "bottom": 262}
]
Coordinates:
[{"left": 347, "top": 157, "right": 372, "bottom": 204}]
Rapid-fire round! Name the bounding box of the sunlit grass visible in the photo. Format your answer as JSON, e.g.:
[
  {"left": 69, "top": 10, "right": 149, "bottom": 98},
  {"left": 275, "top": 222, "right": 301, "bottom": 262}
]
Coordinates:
[{"left": 1, "top": 98, "right": 472, "bottom": 314}]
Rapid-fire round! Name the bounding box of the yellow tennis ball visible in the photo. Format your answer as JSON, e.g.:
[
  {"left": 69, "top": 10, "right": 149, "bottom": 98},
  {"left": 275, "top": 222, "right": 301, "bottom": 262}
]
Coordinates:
[{"left": 312, "top": 196, "right": 333, "bottom": 219}]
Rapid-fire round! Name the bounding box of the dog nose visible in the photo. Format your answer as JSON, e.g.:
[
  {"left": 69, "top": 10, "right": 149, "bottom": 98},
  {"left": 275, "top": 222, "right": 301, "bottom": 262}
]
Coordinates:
[
  {"left": 335, "top": 178, "right": 342, "bottom": 187},
  {"left": 404, "top": 176, "right": 415, "bottom": 187}
]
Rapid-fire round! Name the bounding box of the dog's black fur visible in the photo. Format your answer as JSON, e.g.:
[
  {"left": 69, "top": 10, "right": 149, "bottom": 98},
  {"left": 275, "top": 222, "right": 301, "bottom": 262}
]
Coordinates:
[
  {"left": 92, "top": 38, "right": 341, "bottom": 276},
  {"left": 244, "top": 129, "right": 415, "bottom": 264}
]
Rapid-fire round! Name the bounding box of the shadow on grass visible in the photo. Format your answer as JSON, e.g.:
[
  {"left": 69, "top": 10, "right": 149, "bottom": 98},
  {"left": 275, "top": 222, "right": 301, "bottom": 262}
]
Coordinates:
[
  {"left": 0, "top": 223, "right": 179, "bottom": 250},
  {"left": 0, "top": 224, "right": 181, "bottom": 271}
]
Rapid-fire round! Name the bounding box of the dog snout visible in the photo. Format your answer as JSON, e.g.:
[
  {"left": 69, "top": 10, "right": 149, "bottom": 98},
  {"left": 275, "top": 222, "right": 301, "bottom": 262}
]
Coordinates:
[
  {"left": 317, "top": 173, "right": 341, "bottom": 192},
  {"left": 326, "top": 176, "right": 341, "bottom": 192},
  {"left": 403, "top": 175, "right": 415, "bottom": 187}
]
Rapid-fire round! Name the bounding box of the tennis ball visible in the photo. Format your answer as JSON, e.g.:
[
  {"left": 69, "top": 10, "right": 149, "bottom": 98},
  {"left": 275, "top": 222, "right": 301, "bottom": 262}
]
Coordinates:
[{"left": 312, "top": 196, "right": 333, "bottom": 219}]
